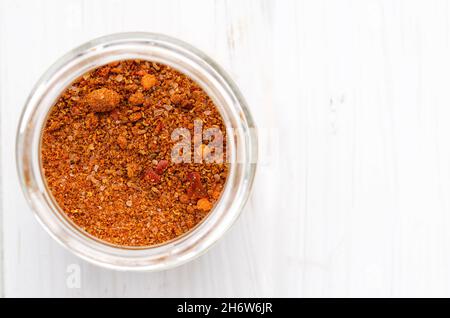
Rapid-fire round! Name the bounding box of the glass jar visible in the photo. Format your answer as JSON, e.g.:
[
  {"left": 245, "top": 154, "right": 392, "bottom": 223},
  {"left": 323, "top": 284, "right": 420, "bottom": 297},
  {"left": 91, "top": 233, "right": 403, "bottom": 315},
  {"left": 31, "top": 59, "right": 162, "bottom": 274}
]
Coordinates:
[{"left": 16, "top": 32, "right": 258, "bottom": 271}]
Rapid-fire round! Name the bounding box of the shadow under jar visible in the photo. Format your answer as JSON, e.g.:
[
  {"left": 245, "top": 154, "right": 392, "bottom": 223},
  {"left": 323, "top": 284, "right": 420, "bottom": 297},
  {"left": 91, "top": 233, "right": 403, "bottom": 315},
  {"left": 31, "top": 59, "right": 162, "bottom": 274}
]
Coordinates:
[{"left": 16, "top": 33, "right": 258, "bottom": 271}]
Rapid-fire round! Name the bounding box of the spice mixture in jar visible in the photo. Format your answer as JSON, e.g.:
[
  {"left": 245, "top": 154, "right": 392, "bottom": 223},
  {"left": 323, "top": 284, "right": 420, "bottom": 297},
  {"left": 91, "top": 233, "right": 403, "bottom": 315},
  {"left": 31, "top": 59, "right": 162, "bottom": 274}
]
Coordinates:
[{"left": 41, "top": 60, "right": 228, "bottom": 247}]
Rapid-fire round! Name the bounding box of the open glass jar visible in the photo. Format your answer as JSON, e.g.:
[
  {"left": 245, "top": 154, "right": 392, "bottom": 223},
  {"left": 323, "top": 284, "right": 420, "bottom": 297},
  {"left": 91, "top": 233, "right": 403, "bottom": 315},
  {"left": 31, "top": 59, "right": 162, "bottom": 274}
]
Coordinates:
[{"left": 16, "top": 32, "right": 257, "bottom": 271}]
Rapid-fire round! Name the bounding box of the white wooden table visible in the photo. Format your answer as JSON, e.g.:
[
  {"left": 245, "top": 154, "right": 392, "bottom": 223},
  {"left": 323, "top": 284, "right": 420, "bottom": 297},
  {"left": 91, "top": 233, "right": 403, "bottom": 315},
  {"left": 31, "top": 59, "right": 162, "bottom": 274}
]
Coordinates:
[{"left": 2, "top": 0, "right": 450, "bottom": 297}]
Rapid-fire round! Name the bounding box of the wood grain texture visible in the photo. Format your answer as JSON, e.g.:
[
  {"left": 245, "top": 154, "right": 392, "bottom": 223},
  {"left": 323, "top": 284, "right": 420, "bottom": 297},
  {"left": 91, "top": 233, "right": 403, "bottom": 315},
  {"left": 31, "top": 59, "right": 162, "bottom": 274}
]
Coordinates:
[{"left": 2, "top": 0, "right": 450, "bottom": 297}]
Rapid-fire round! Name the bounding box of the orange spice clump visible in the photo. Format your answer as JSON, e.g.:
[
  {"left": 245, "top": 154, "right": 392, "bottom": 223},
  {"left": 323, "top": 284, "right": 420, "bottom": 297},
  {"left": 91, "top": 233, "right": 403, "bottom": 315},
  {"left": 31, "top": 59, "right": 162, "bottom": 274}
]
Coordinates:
[
  {"left": 197, "top": 198, "right": 213, "bottom": 211},
  {"left": 41, "top": 60, "right": 228, "bottom": 247},
  {"left": 85, "top": 87, "right": 121, "bottom": 112},
  {"left": 141, "top": 74, "right": 158, "bottom": 89}
]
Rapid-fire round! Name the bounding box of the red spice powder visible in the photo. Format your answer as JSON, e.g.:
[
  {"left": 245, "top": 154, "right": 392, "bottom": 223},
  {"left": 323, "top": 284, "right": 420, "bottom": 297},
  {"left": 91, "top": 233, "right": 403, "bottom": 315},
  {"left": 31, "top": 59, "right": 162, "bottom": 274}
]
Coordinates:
[{"left": 41, "top": 60, "right": 228, "bottom": 247}]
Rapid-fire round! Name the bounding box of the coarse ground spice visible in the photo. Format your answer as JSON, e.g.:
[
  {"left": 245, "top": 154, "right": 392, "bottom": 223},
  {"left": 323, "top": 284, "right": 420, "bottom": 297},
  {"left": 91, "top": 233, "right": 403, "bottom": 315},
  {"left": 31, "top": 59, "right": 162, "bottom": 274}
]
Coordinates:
[{"left": 41, "top": 59, "right": 228, "bottom": 247}]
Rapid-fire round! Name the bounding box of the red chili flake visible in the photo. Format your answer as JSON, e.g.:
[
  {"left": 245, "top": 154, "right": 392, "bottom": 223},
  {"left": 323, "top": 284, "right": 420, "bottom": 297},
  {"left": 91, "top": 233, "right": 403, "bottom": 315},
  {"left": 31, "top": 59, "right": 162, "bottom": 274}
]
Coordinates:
[
  {"left": 186, "top": 172, "right": 207, "bottom": 199},
  {"left": 155, "top": 160, "right": 169, "bottom": 175},
  {"left": 154, "top": 120, "right": 164, "bottom": 133},
  {"left": 143, "top": 167, "right": 161, "bottom": 184}
]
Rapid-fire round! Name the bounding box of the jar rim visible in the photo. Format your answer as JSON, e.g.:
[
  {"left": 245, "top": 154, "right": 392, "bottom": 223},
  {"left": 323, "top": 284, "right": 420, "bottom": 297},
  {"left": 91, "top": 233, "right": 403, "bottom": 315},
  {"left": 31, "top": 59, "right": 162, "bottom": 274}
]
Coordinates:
[{"left": 16, "top": 32, "right": 258, "bottom": 271}]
